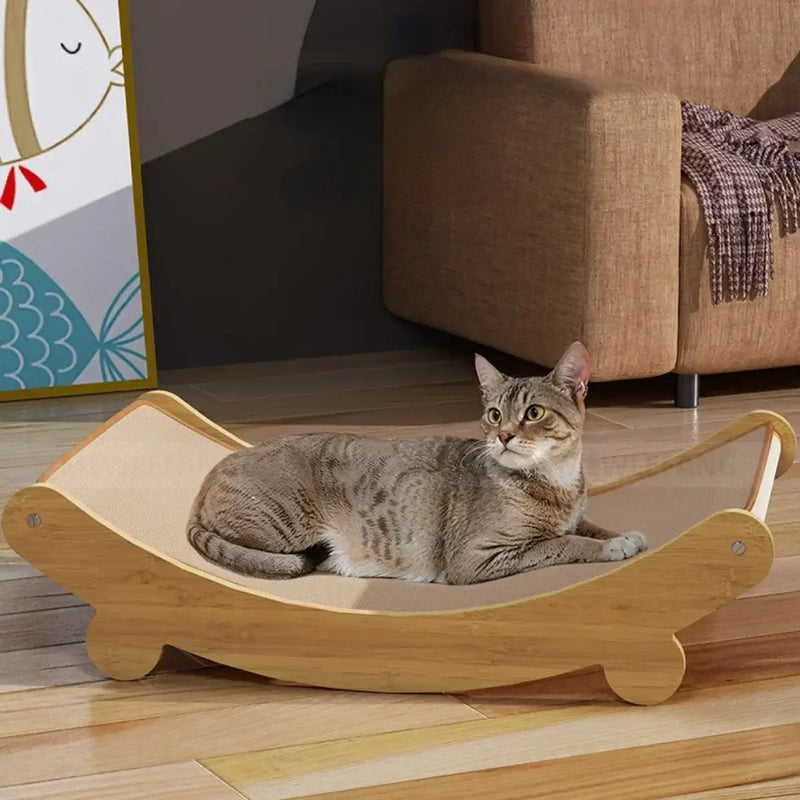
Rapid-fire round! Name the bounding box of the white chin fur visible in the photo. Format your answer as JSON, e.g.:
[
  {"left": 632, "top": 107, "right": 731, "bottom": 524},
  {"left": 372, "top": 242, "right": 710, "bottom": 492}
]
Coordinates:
[
  {"left": 491, "top": 446, "right": 537, "bottom": 471},
  {"left": 491, "top": 443, "right": 581, "bottom": 488}
]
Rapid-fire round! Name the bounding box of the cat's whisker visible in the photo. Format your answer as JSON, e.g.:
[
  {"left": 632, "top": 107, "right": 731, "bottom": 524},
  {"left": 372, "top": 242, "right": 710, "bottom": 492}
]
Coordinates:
[{"left": 459, "top": 439, "right": 491, "bottom": 467}]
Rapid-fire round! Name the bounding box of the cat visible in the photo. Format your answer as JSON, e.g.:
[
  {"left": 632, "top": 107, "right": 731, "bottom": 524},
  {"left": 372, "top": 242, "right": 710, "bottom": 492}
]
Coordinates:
[{"left": 186, "top": 342, "right": 647, "bottom": 585}]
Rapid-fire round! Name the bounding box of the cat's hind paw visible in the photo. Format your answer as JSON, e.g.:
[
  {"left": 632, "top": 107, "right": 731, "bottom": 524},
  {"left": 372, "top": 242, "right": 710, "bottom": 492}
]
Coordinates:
[{"left": 602, "top": 532, "right": 648, "bottom": 561}]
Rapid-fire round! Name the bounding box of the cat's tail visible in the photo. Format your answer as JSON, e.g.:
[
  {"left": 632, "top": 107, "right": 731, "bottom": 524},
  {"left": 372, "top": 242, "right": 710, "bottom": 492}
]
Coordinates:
[{"left": 187, "top": 522, "right": 318, "bottom": 579}]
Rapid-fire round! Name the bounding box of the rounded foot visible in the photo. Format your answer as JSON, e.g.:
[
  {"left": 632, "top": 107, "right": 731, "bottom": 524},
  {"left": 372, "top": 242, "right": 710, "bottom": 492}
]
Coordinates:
[
  {"left": 603, "top": 635, "right": 686, "bottom": 705},
  {"left": 86, "top": 614, "right": 164, "bottom": 680}
]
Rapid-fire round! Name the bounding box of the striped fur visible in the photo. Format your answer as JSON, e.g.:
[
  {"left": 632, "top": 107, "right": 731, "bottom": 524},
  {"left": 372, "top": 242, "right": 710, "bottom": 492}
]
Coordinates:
[{"left": 187, "top": 343, "right": 647, "bottom": 584}]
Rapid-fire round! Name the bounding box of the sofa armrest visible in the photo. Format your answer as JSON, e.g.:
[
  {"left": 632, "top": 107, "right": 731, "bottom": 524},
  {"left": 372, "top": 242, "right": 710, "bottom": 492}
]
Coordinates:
[{"left": 383, "top": 50, "right": 682, "bottom": 380}]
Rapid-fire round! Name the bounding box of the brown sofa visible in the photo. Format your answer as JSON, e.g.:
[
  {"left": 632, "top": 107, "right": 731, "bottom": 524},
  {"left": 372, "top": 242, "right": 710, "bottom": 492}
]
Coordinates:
[{"left": 382, "top": 0, "right": 800, "bottom": 406}]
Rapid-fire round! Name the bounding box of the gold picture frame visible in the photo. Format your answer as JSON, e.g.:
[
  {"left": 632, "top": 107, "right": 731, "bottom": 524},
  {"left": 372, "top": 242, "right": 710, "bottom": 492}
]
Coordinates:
[{"left": 0, "top": 0, "right": 157, "bottom": 402}]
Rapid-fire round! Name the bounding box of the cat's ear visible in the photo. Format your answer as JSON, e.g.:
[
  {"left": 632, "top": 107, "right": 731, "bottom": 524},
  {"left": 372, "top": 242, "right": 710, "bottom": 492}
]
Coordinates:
[
  {"left": 547, "top": 341, "right": 590, "bottom": 399},
  {"left": 474, "top": 353, "right": 506, "bottom": 396}
]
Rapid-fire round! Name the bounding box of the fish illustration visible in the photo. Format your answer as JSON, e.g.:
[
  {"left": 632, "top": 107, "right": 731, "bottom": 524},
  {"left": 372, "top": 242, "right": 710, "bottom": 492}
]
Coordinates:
[
  {"left": 0, "top": 0, "right": 124, "bottom": 210},
  {"left": 0, "top": 242, "right": 146, "bottom": 390}
]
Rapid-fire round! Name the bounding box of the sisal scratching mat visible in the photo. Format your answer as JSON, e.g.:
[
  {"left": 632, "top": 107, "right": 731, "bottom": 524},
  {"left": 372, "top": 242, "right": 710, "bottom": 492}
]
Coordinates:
[{"left": 3, "top": 391, "right": 795, "bottom": 705}]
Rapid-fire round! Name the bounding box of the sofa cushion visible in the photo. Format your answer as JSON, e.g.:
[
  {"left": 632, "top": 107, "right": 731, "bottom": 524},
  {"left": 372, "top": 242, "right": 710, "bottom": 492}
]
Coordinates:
[
  {"left": 677, "top": 178, "right": 800, "bottom": 374},
  {"left": 480, "top": 0, "right": 800, "bottom": 119}
]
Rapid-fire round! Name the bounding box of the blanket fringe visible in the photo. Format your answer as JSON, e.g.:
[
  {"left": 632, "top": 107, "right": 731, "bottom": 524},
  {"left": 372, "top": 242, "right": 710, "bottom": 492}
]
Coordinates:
[{"left": 681, "top": 102, "right": 800, "bottom": 305}]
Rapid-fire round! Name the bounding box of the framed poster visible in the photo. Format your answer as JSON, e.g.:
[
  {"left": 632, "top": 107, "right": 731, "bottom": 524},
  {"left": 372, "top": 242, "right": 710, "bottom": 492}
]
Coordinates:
[{"left": 0, "top": 0, "right": 156, "bottom": 401}]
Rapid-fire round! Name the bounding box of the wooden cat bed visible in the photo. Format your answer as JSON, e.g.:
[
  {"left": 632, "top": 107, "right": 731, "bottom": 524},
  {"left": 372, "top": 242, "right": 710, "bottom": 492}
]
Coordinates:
[{"left": 3, "top": 392, "right": 795, "bottom": 705}]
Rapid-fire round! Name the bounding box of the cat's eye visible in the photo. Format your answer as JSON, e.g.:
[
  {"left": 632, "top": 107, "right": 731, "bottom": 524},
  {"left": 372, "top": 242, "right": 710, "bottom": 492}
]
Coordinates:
[
  {"left": 60, "top": 42, "right": 82, "bottom": 55},
  {"left": 524, "top": 404, "right": 545, "bottom": 421},
  {"left": 486, "top": 407, "right": 502, "bottom": 424}
]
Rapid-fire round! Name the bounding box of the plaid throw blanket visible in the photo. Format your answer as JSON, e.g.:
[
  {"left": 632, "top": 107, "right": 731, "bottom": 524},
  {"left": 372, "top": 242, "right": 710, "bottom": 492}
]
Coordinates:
[{"left": 680, "top": 102, "right": 800, "bottom": 304}]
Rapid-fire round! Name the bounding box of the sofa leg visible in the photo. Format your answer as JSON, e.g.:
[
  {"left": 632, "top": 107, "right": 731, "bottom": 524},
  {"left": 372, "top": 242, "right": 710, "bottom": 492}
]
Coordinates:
[{"left": 675, "top": 374, "right": 700, "bottom": 408}]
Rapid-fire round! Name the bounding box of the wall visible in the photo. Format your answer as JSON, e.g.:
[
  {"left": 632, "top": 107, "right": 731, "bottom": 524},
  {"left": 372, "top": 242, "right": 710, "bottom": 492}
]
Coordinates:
[{"left": 128, "top": 0, "right": 477, "bottom": 369}]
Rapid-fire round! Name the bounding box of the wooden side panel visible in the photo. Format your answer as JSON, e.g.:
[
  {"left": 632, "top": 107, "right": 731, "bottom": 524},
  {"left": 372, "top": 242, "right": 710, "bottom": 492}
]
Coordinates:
[{"left": 2, "top": 484, "right": 773, "bottom": 706}]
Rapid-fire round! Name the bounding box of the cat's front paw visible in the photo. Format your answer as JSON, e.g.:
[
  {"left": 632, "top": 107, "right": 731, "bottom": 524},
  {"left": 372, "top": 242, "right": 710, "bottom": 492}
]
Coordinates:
[
  {"left": 622, "top": 531, "right": 647, "bottom": 552},
  {"left": 602, "top": 531, "right": 648, "bottom": 561}
]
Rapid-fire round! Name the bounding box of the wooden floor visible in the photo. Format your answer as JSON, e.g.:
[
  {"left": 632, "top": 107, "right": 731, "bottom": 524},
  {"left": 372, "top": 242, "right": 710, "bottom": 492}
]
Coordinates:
[{"left": 2, "top": 346, "right": 800, "bottom": 799}]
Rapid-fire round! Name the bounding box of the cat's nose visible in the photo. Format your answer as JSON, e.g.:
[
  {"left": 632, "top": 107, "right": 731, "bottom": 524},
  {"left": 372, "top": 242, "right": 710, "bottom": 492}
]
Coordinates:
[{"left": 498, "top": 432, "right": 515, "bottom": 445}]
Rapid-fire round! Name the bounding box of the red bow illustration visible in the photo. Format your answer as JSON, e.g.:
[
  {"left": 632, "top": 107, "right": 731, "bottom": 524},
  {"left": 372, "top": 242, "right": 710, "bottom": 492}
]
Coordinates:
[{"left": 1, "top": 166, "right": 47, "bottom": 211}]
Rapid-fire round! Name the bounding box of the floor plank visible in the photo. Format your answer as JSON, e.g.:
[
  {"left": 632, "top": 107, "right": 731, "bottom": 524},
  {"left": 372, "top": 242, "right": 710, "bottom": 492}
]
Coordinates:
[
  {"left": 0, "top": 605, "right": 94, "bottom": 653},
  {"left": 190, "top": 359, "right": 475, "bottom": 403},
  {"left": 457, "top": 631, "right": 800, "bottom": 716},
  {"left": 0, "top": 557, "right": 41, "bottom": 581},
  {"left": 201, "top": 677, "right": 800, "bottom": 800},
  {"left": 160, "top": 347, "right": 470, "bottom": 387},
  {"left": 0, "top": 575, "right": 71, "bottom": 601},
  {"left": 664, "top": 775, "right": 800, "bottom": 799},
  {"left": 0, "top": 688, "right": 481, "bottom": 788},
  {"left": 284, "top": 723, "right": 800, "bottom": 800},
  {"left": 0, "top": 575, "right": 83, "bottom": 614},
  {"left": 175, "top": 382, "right": 485, "bottom": 424},
  {"left": 0, "top": 422, "right": 99, "bottom": 471},
  {"left": 680, "top": 590, "right": 800, "bottom": 646},
  {"left": 0, "top": 665, "right": 107, "bottom": 694},
  {"left": 2, "top": 348, "right": 800, "bottom": 796},
  {"left": 0, "top": 392, "right": 138, "bottom": 425},
  {"left": 594, "top": 386, "right": 800, "bottom": 431},
  {"left": 0, "top": 643, "right": 95, "bottom": 681},
  {"left": 0, "top": 669, "right": 305, "bottom": 739},
  {"left": 0, "top": 761, "right": 244, "bottom": 800},
  {"left": 0, "top": 649, "right": 209, "bottom": 694}
]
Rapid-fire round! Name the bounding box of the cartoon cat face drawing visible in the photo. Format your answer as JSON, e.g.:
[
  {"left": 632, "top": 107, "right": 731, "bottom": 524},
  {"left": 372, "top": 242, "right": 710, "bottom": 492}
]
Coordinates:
[
  {"left": 26, "top": 0, "right": 123, "bottom": 155},
  {"left": 1, "top": 0, "right": 124, "bottom": 208}
]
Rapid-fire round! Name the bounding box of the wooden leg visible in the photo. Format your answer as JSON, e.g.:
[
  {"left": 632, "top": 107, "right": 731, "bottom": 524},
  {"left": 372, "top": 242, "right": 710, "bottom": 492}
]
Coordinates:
[
  {"left": 603, "top": 635, "right": 687, "bottom": 705},
  {"left": 86, "top": 613, "right": 164, "bottom": 681}
]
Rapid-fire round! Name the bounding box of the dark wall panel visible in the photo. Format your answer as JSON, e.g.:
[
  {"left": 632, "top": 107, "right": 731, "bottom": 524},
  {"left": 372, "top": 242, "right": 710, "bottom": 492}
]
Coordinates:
[
  {"left": 142, "top": 78, "right": 437, "bottom": 368},
  {"left": 129, "top": 0, "right": 317, "bottom": 162},
  {"left": 131, "top": 1, "right": 477, "bottom": 369},
  {"left": 297, "top": 0, "right": 479, "bottom": 91}
]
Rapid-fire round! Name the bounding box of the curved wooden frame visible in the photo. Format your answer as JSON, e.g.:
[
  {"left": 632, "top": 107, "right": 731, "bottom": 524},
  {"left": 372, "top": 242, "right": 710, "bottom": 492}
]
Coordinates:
[{"left": 3, "top": 392, "right": 795, "bottom": 706}]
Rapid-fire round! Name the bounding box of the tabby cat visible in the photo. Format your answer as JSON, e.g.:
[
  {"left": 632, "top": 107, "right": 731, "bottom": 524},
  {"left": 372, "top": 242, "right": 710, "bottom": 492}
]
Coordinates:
[{"left": 187, "top": 342, "right": 647, "bottom": 584}]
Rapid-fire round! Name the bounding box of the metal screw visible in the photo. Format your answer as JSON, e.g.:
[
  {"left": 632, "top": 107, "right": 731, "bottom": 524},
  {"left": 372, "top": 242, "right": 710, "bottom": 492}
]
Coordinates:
[
  {"left": 732, "top": 540, "right": 746, "bottom": 555},
  {"left": 27, "top": 513, "right": 41, "bottom": 528}
]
